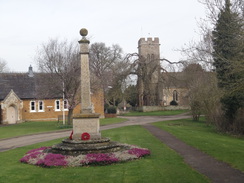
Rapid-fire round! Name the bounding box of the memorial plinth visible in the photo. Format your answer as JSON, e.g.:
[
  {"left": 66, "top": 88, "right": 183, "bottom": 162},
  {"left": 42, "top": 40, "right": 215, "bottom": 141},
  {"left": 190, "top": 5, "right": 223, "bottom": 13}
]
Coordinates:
[{"left": 72, "top": 113, "right": 101, "bottom": 140}]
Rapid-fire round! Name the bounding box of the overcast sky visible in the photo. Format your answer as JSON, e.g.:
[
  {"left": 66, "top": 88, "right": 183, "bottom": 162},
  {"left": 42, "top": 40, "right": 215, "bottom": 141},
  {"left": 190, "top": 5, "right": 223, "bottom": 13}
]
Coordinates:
[{"left": 0, "top": 0, "right": 206, "bottom": 72}]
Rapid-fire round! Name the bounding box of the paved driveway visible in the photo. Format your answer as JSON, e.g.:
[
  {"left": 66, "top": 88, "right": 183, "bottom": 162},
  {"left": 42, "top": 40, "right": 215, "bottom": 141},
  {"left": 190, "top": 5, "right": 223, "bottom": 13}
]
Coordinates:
[{"left": 0, "top": 114, "right": 190, "bottom": 152}]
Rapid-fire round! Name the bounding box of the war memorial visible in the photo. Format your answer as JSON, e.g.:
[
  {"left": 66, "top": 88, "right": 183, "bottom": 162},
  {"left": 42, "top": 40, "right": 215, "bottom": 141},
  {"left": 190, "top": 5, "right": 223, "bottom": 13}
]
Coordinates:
[{"left": 20, "top": 29, "right": 150, "bottom": 167}]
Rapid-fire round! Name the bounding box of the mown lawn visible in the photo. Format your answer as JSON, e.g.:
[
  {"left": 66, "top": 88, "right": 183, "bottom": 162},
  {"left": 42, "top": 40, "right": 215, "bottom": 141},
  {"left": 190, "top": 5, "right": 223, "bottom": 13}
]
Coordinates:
[
  {"left": 153, "top": 118, "right": 244, "bottom": 172},
  {"left": 0, "top": 118, "right": 126, "bottom": 140},
  {"left": 122, "top": 110, "right": 189, "bottom": 116},
  {"left": 0, "top": 125, "right": 209, "bottom": 183},
  {"left": 100, "top": 117, "right": 126, "bottom": 126}
]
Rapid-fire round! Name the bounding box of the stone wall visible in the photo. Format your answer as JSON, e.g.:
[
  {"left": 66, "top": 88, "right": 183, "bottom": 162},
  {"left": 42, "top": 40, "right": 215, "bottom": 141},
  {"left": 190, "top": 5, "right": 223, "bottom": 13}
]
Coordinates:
[
  {"left": 1, "top": 90, "right": 23, "bottom": 124},
  {"left": 162, "top": 88, "right": 189, "bottom": 106},
  {"left": 137, "top": 106, "right": 164, "bottom": 112},
  {"left": 164, "top": 105, "right": 190, "bottom": 110},
  {"left": 137, "top": 105, "right": 190, "bottom": 112}
]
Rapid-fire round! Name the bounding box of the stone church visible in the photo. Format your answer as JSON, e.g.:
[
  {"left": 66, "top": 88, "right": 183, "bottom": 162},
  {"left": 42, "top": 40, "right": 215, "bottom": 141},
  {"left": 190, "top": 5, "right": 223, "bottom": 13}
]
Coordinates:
[
  {"left": 137, "top": 37, "right": 189, "bottom": 107},
  {"left": 0, "top": 66, "right": 104, "bottom": 124}
]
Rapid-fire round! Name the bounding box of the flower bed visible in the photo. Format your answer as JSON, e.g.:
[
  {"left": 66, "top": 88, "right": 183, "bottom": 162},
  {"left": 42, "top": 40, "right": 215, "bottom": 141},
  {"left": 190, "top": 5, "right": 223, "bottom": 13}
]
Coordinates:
[{"left": 20, "top": 145, "right": 150, "bottom": 167}]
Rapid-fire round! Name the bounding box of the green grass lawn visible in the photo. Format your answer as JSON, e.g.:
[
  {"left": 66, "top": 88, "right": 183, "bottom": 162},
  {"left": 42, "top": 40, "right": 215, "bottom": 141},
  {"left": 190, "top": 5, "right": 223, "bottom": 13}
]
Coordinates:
[
  {"left": 121, "top": 110, "right": 189, "bottom": 116},
  {"left": 100, "top": 117, "right": 127, "bottom": 126},
  {"left": 153, "top": 118, "right": 244, "bottom": 172},
  {"left": 0, "top": 118, "right": 126, "bottom": 140},
  {"left": 0, "top": 121, "right": 60, "bottom": 139},
  {"left": 0, "top": 125, "right": 209, "bottom": 183}
]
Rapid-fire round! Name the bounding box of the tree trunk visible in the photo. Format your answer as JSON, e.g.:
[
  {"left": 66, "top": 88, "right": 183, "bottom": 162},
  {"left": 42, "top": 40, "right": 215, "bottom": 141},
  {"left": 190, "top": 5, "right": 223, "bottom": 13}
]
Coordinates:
[{"left": 67, "top": 108, "right": 74, "bottom": 125}]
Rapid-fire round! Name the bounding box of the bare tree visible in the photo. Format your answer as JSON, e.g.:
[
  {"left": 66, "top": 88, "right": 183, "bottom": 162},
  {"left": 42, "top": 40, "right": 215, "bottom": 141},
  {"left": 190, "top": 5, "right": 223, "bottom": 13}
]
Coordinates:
[
  {"left": 0, "top": 58, "right": 9, "bottom": 73},
  {"left": 89, "top": 42, "right": 123, "bottom": 91},
  {"left": 89, "top": 42, "right": 127, "bottom": 107},
  {"left": 35, "top": 39, "right": 80, "bottom": 124}
]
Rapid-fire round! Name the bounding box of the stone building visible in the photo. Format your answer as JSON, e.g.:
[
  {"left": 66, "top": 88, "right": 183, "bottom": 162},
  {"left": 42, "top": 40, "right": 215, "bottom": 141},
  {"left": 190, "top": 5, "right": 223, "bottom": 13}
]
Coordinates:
[
  {"left": 137, "top": 37, "right": 163, "bottom": 106},
  {"left": 0, "top": 67, "right": 104, "bottom": 124},
  {"left": 161, "top": 72, "right": 189, "bottom": 106},
  {"left": 137, "top": 37, "right": 189, "bottom": 107}
]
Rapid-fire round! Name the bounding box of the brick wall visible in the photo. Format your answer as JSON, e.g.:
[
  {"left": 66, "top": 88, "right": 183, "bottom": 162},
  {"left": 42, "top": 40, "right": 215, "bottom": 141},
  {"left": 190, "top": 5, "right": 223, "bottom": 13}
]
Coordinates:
[
  {"left": 91, "top": 89, "right": 104, "bottom": 118},
  {"left": 22, "top": 89, "right": 104, "bottom": 121},
  {"left": 22, "top": 99, "right": 68, "bottom": 121}
]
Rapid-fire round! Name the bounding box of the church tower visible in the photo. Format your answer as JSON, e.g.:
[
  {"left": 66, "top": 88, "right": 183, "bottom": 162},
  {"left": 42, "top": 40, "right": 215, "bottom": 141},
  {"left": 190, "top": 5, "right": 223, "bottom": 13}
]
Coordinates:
[{"left": 137, "top": 37, "right": 161, "bottom": 106}]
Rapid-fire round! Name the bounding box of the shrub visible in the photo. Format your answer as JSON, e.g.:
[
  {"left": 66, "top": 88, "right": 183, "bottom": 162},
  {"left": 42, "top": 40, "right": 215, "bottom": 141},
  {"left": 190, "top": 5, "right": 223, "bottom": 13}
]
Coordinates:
[
  {"left": 190, "top": 100, "right": 202, "bottom": 121},
  {"left": 106, "top": 106, "right": 117, "bottom": 114},
  {"left": 170, "top": 100, "right": 178, "bottom": 106},
  {"left": 104, "top": 103, "right": 109, "bottom": 112}
]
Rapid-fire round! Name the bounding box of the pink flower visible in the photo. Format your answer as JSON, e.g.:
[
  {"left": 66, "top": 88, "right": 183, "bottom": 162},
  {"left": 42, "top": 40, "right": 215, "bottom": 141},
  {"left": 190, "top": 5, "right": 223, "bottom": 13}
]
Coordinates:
[
  {"left": 37, "top": 153, "right": 67, "bottom": 167},
  {"left": 128, "top": 148, "right": 151, "bottom": 158},
  {"left": 82, "top": 153, "right": 119, "bottom": 165}
]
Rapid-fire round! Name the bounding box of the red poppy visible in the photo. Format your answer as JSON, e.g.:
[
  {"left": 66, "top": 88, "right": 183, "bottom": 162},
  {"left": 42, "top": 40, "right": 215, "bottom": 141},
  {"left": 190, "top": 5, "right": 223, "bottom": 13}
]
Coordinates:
[{"left": 81, "top": 132, "right": 90, "bottom": 140}]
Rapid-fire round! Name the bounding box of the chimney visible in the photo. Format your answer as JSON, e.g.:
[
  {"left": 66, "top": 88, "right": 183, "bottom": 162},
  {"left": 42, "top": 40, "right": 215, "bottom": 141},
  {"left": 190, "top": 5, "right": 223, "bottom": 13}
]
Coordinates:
[{"left": 28, "top": 65, "right": 34, "bottom": 77}]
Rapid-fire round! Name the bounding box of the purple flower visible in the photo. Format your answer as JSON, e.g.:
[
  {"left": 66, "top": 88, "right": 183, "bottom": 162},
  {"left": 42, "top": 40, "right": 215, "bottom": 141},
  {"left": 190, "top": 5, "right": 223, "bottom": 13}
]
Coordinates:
[
  {"left": 38, "top": 153, "right": 67, "bottom": 167},
  {"left": 128, "top": 148, "right": 151, "bottom": 158},
  {"left": 20, "top": 145, "right": 151, "bottom": 167},
  {"left": 83, "top": 153, "right": 119, "bottom": 165},
  {"left": 20, "top": 151, "right": 42, "bottom": 163}
]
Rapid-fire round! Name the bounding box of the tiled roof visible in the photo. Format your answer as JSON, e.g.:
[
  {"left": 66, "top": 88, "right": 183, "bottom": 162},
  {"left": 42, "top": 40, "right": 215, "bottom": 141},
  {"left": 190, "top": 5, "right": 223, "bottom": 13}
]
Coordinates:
[
  {"left": 162, "top": 72, "right": 187, "bottom": 88},
  {"left": 0, "top": 72, "right": 63, "bottom": 100},
  {"left": 0, "top": 73, "right": 36, "bottom": 100}
]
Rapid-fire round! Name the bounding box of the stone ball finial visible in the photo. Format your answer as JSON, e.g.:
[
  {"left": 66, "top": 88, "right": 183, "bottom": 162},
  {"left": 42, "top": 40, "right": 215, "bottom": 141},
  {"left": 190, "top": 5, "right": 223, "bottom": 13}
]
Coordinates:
[{"left": 80, "top": 28, "right": 88, "bottom": 37}]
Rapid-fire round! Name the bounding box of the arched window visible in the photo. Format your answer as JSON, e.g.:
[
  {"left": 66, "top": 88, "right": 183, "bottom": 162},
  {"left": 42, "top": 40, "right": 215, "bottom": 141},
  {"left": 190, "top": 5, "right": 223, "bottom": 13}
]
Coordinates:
[{"left": 173, "top": 90, "right": 178, "bottom": 101}]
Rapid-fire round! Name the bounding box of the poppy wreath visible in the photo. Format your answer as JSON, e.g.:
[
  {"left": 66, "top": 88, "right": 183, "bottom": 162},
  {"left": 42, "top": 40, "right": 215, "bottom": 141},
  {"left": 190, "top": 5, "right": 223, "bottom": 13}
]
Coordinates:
[{"left": 81, "top": 132, "right": 90, "bottom": 140}]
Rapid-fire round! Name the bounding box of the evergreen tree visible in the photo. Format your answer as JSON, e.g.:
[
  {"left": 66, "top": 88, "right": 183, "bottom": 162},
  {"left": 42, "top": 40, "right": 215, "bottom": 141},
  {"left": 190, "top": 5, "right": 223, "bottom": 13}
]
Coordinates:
[{"left": 212, "top": 0, "right": 244, "bottom": 123}]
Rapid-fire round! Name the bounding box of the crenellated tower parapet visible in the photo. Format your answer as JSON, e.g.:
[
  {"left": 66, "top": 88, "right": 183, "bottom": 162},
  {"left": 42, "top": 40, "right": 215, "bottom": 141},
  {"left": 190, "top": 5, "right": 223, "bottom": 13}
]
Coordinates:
[
  {"left": 138, "top": 37, "right": 159, "bottom": 46},
  {"left": 138, "top": 37, "right": 160, "bottom": 62}
]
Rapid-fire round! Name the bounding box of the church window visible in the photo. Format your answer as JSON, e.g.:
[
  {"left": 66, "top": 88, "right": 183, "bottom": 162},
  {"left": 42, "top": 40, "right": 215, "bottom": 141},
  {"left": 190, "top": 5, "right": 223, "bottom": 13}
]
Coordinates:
[
  {"left": 38, "top": 101, "right": 44, "bottom": 112},
  {"left": 55, "top": 100, "right": 61, "bottom": 111},
  {"left": 30, "top": 101, "right": 36, "bottom": 112},
  {"left": 173, "top": 90, "right": 178, "bottom": 101}
]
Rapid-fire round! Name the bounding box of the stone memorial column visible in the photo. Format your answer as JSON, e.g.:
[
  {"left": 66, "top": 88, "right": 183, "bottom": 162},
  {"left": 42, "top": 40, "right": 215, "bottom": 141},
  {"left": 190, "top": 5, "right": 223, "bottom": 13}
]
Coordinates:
[
  {"left": 79, "top": 28, "right": 92, "bottom": 113},
  {"left": 72, "top": 28, "right": 101, "bottom": 140}
]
